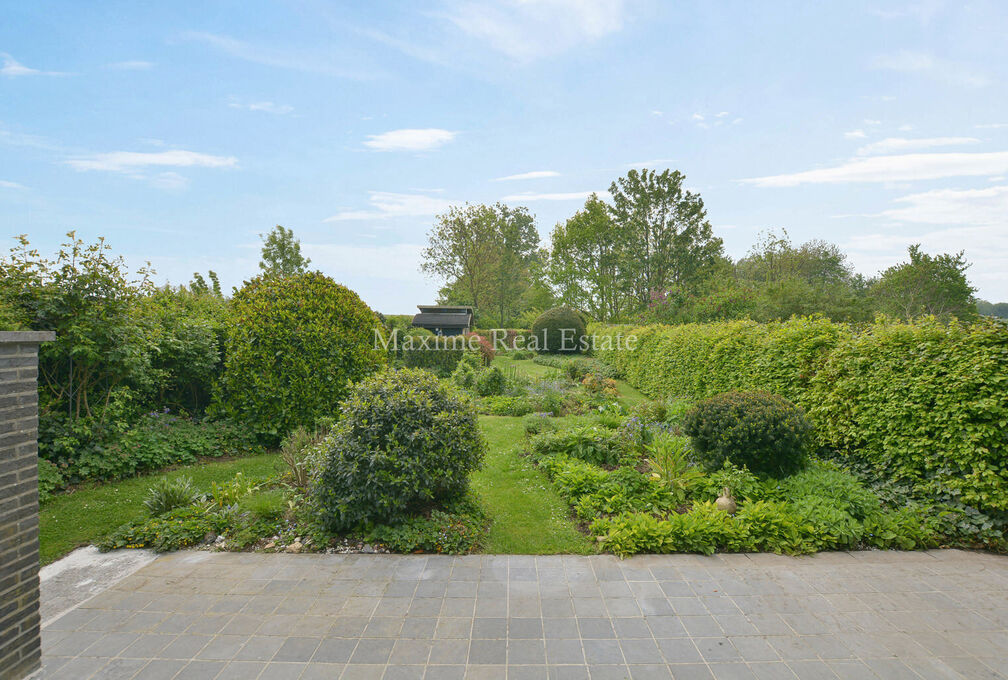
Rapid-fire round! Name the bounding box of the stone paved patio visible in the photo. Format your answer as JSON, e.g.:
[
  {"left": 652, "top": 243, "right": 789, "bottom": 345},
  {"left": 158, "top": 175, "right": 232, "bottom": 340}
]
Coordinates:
[{"left": 39, "top": 549, "right": 1008, "bottom": 679}]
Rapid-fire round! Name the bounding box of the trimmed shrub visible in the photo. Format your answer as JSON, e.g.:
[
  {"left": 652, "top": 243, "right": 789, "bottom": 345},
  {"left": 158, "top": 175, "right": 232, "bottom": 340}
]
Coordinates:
[
  {"left": 400, "top": 332, "right": 465, "bottom": 377},
  {"left": 216, "top": 272, "right": 386, "bottom": 445},
  {"left": 591, "top": 316, "right": 1008, "bottom": 513},
  {"left": 315, "top": 368, "right": 485, "bottom": 530},
  {"left": 683, "top": 391, "right": 811, "bottom": 477},
  {"left": 531, "top": 306, "right": 587, "bottom": 354}
]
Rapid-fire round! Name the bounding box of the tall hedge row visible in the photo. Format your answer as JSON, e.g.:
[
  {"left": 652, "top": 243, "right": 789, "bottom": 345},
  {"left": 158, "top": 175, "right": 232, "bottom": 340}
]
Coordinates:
[{"left": 590, "top": 317, "right": 1008, "bottom": 512}]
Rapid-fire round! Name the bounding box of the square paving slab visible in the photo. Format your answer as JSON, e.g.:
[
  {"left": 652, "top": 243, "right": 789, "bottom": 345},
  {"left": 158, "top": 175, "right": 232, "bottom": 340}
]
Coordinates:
[{"left": 39, "top": 549, "right": 1008, "bottom": 679}]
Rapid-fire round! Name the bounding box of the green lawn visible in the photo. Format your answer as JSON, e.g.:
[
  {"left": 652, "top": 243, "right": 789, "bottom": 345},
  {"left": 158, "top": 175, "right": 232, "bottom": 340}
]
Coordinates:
[
  {"left": 472, "top": 416, "right": 592, "bottom": 554},
  {"left": 39, "top": 454, "right": 279, "bottom": 565}
]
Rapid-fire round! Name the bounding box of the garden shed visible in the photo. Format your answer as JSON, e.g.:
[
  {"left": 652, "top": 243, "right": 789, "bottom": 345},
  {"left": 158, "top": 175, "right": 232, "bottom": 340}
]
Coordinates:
[{"left": 412, "top": 305, "right": 474, "bottom": 336}]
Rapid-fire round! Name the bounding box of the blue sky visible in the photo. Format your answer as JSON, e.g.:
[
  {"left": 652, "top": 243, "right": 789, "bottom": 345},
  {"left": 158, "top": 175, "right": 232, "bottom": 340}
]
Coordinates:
[{"left": 2, "top": 0, "right": 1007, "bottom": 312}]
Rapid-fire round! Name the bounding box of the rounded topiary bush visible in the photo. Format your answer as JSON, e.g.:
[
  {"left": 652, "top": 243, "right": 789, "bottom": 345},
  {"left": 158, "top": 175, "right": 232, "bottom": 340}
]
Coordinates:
[
  {"left": 682, "top": 391, "right": 811, "bottom": 477},
  {"left": 315, "top": 368, "right": 485, "bottom": 530},
  {"left": 216, "top": 272, "right": 386, "bottom": 445},
  {"left": 531, "top": 306, "right": 587, "bottom": 354}
]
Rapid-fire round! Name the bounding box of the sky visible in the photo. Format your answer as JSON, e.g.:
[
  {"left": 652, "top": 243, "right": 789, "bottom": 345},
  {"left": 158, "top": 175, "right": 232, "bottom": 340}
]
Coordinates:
[{"left": 2, "top": 0, "right": 1007, "bottom": 313}]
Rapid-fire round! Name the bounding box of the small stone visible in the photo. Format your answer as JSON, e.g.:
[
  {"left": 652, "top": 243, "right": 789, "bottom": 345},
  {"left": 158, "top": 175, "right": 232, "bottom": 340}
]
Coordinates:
[
  {"left": 263, "top": 541, "right": 275, "bottom": 550},
  {"left": 361, "top": 544, "right": 376, "bottom": 554},
  {"left": 285, "top": 541, "right": 303, "bottom": 554},
  {"left": 214, "top": 535, "right": 226, "bottom": 546}
]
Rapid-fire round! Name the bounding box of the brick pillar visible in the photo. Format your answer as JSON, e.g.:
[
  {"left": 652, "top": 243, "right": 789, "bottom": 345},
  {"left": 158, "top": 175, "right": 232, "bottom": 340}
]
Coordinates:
[{"left": 0, "top": 331, "right": 54, "bottom": 680}]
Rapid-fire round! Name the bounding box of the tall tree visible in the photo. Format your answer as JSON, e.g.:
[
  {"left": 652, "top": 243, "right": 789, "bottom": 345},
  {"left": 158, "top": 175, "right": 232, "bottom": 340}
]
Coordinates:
[
  {"left": 422, "top": 203, "right": 538, "bottom": 326},
  {"left": 549, "top": 194, "right": 628, "bottom": 321},
  {"left": 259, "top": 225, "right": 310, "bottom": 277},
  {"left": 608, "top": 169, "right": 724, "bottom": 307},
  {"left": 872, "top": 244, "right": 977, "bottom": 321}
]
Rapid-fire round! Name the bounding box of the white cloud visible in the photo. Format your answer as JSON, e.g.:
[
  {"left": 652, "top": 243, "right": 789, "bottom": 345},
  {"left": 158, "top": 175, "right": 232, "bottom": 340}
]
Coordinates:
[
  {"left": 0, "top": 179, "right": 26, "bottom": 189},
  {"left": 844, "top": 129, "right": 867, "bottom": 139},
  {"left": 1, "top": 52, "right": 65, "bottom": 76},
  {"left": 66, "top": 150, "right": 238, "bottom": 172},
  {"left": 363, "top": 128, "right": 456, "bottom": 152},
  {"left": 856, "top": 136, "right": 979, "bottom": 155},
  {"left": 742, "top": 151, "right": 1008, "bottom": 187},
  {"left": 501, "top": 190, "right": 609, "bottom": 202},
  {"left": 691, "top": 113, "right": 704, "bottom": 121},
  {"left": 148, "top": 172, "right": 189, "bottom": 191},
  {"left": 494, "top": 170, "right": 560, "bottom": 181},
  {"left": 446, "top": 0, "right": 626, "bottom": 61},
  {"left": 879, "top": 185, "right": 1008, "bottom": 226},
  {"left": 106, "top": 60, "right": 154, "bottom": 70},
  {"left": 715, "top": 111, "right": 729, "bottom": 118},
  {"left": 871, "top": 50, "right": 989, "bottom": 88},
  {"left": 324, "top": 192, "right": 453, "bottom": 221},
  {"left": 228, "top": 99, "right": 294, "bottom": 115}
]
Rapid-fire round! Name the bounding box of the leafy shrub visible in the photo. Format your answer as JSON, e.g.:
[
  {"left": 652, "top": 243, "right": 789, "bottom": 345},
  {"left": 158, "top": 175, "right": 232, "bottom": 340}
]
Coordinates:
[
  {"left": 451, "top": 360, "right": 477, "bottom": 389},
  {"left": 207, "top": 472, "right": 261, "bottom": 510},
  {"left": 99, "top": 506, "right": 228, "bottom": 553},
  {"left": 594, "top": 503, "right": 746, "bottom": 557},
  {"left": 538, "top": 455, "right": 610, "bottom": 501},
  {"left": 402, "top": 334, "right": 466, "bottom": 377},
  {"left": 645, "top": 432, "right": 704, "bottom": 505},
  {"left": 315, "top": 368, "right": 485, "bottom": 530},
  {"left": 527, "top": 426, "right": 626, "bottom": 466},
  {"left": 790, "top": 497, "right": 864, "bottom": 550},
  {"left": 367, "top": 495, "right": 488, "bottom": 554},
  {"left": 774, "top": 461, "right": 879, "bottom": 520},
  {"left": 38, "top": 459, "right": 64, "bottom": 503},
  {"left": 144, "top": 476, "right": 201, "bottom": 516},
  {"left": 464, "top": 333, "right": 496, "bottom": 366},
  {"left": 531, "top": 306, "right": 587, "bottom": 354},
  {"left": 41, "top": 412, "right": 262, "bottom": 484},
  {"left": 734, "top": 501, "right": 806, "bottom": 554},
  {"left": 573, "top": 467, "right": 678, "bottom": 520},
  {"left": 479, "top": 395, "right": 535, "bottom": 416},
  {"left": 216, "top": 272, "right": 386, "bottom": 445},
  {"left": 564, "top": 359, "right": 590, "bottom": 382},
  {"left": 475, "top": 366, "right": 507, "bottom": 396},
  {"left": 582, "top": 374, "right": 618, "bottom": 396},
  {"left": 683, "top": 391, "right": 812, "bottom": 477},
  {"left": 863, "top": 507, "right": 937, "bottom": 550},
  {"left": 699, "top": 462, "right": 765, "bottom": 503},
  {"left": 511, "top": 349, "right": 534, "bottom": 360}
]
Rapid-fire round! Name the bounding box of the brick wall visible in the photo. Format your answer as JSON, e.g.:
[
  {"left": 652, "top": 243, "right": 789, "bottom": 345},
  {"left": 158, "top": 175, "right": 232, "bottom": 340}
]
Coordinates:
[{"left": 0, "top": 331, "right": 54, "bottom": 680}]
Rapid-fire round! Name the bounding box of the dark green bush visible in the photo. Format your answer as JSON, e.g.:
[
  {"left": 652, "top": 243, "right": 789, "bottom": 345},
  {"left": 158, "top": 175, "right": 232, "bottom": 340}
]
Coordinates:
[
  {"left": 216, "top": 272, "right": 386, "bottom": 445},
  {"left": 38, "top": 459, "right": 64, "bottom": 504},
  {"left": 683, "top": 391, "right": 811, "bottom": 477},
  {"left": 367, "top": 495, "right": 488, "bottom": 554},
  {"left": 315, "top": 368, "right": 485, "bottom": 530},
  {"left": 531, "top": 306, "right": 587, "bottom": 354},
  {"left": 527, "top": 427, "right": 627, "bottom": 467}
]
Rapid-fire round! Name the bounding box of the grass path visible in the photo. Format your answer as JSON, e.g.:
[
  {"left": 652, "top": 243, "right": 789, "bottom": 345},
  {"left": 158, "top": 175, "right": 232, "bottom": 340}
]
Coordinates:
[
  {"left": 472, "top": 416, "right": 592, "bottom": 554},
  {"left": 39, "top": 454, "right": 279, "bottom": 565}
]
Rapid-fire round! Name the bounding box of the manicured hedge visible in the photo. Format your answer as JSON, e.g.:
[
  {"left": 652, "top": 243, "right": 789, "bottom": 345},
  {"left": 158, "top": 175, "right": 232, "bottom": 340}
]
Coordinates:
[{"left": 590, "top": 317, "right": 1008, "bottom": 512}]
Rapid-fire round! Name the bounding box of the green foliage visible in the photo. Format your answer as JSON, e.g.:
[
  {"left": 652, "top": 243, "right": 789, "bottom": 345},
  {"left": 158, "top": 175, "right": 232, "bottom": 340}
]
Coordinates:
[
  {"left": 258, "top": 225, "right": 310, "bottom": 277},
  {"left": 451, "top": 360, "right": 477, "bottom": 389},
  {"left": 522, "top": 413, "right": 557, "bottom": 436},
  {"left": 511, "top": 349, "right": 535, "bottom": 360},
  {"left": 644, "top": 432, "right": 704, "bottom": 505},
  {"left": 367, "top": 495, "right": 488, "bottom": 554},
  {"left": 38, "top": 459, "right": 64, "bottom": 504},
  {"left": 699, "top": 462, "right": 765, "bottom": 503},
  {"left": 216, "top": 271, "right": 386, "bottom": 445},
  {"left": 278, "top": 424, "right": 329, "bottom": 493},
  {"left": 773, "top": 461, "right": 879, "bottom": 520},
  {"left": 573, "top": 467, "right": 678, "bottom": 520},
  {"left": 401, "top": 334, "right": 466, "bottom": 377},
  {"left": 41, "top": 412, "right": 261, "bottom": 484},
  {"left": 862, "top": 507, "right": 938, "bottom": 550},
  {"left": 478, "top": 395, "right": 535, "bottom": 416},
  {"left": 527, "top": 426, "right": 626, "bottom": 467},
  {"left": 683, "top": 391, "right": 812, "bottom": 477},
  {"left": 872, "top": 244, "right": 977, "bottom": 321},
  {"left": 315, "top": 368, "right": 485, "bottom": 531},
  {"left": 237, "top": 489, "right": 288, "bottom": 522},
  {"left": 98, "top": 506, "right": 228, "bottom": 552},
  {"left": 475, "top": 365, "right": 507, "bottom": 396},
  {"left": 531, "top": 306, "right": 587, "bottom": 354},
  {"left": 734, "top": 501, "right": 806, "bottom": 553},
  {"left": 809, "top": 317, "right": 1008, "bottom": 513},
  {"left": 594, "top": 503, "right": 745, "bottom": 557},
  {"left": 143, "top": 476, "right": 200, "bottom": 516}
]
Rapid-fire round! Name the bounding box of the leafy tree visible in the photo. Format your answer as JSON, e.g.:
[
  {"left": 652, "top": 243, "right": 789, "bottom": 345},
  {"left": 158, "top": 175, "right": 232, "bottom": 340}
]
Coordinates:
[
  {"left": 549, "top": 194, "right": 629, "bottom": 321},
  {"left": 872, "top": 244, "right": 977, "bottom": 321},
  {"left": 609, "top": 169, "right": 724, "bottom": 308},
  {"left": 422, "top": 203, "right": 539, "bottom": 326},
  {"left": 259, "top": 225, "right": 310, "bottom": 277}
]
